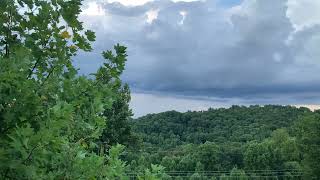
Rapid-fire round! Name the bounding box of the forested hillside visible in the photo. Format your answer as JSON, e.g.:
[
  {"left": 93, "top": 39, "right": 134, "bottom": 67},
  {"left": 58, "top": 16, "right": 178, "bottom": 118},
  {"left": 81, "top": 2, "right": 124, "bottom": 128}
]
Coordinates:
[
  {"left": 133, "top": 105, "right": 310, "bottom": 147},
  {"left": 125, "top": 106, "right": 320, "bottom": 179}
]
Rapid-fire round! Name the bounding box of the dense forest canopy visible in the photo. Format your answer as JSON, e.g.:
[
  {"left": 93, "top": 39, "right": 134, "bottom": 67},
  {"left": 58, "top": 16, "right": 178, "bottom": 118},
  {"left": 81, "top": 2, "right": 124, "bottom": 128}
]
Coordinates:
[
  {"left": 133, "top": 105, "right": 310, "bottom": 147},
  {"left": 0, "top": 0, "right": 319, "bottom": 179},
  {"left": 126, "top": 106, "right": 320, "bottom": 179}
]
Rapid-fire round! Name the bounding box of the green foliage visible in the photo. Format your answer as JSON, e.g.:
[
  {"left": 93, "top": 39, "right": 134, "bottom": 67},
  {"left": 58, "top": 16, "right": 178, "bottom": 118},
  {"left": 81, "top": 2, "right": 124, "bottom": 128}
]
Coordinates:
[
  {"left": 229, "top": 168, "right": 248, "bottom": 180},
  {"left": 243, "top": 129, "right": 302, "bottom": 180},
  {"left": 99, "top": 83, "right": 139, "bottom": 149},
  {"left": 295, "top": 113, "right": 320, "bottom": 179},
  {"left": 105, "top": 144, "right": 129, "bottom": 180},
  {"left": 133, "top": 106, "right": 310, "bottom": 148},
  {"left": 128, "top": 106, "right": 312, "bottom": 179},
  {"left": 0, "top": 0, "right": 145, "bottom": 179},
  {"left": 0, "top": 0, "right": 94, "bottom": 79},
  {"left": 137, "top": 164, "right": 169, "bottom": 180},
  {"left": 0, "top": 44, "right": 130, "bottom": 179}
]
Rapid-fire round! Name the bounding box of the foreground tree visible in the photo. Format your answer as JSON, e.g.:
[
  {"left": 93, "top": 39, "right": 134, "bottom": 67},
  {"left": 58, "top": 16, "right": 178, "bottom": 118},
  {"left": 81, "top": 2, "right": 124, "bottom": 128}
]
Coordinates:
[
  {"left": 0, "top": 0, "right": 154, "bottom": 179},
  {"left": 0, "top": 42, "right": 130, "bottom": 179}
]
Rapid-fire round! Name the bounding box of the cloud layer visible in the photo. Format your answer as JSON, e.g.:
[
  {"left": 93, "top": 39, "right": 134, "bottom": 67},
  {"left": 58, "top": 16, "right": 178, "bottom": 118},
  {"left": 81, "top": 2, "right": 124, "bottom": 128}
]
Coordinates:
[{"left": 76, "top": 0, "right": 320, "bottom": 106}]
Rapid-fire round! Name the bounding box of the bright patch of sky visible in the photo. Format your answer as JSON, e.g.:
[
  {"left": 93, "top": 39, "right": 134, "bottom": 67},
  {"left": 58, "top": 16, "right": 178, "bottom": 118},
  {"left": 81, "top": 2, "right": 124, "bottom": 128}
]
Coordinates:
[
  {"left": 130, "top": 93, "right": 320, "bottom": 117},
  {"left": 287, "top": 0, "right": 320, "bottom": 32},
  {"left": 178, "top": 11, "right": 187, "bottom": 25},
  {"left": 81, "top": 2, "right": 105, "bottom": 16},
  {"left": 146, "top": 9, "right": 159, "bottom": 24},
  {"left": 130, "top": 93, "right": 239, "bottom": 117}
]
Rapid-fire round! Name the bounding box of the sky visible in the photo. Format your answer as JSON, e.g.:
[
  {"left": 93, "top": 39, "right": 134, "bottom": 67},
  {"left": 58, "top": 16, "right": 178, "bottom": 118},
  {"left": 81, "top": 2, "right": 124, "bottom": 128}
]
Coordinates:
[{"left": 75, "top": 0, "right": 320, "bottom": 117}]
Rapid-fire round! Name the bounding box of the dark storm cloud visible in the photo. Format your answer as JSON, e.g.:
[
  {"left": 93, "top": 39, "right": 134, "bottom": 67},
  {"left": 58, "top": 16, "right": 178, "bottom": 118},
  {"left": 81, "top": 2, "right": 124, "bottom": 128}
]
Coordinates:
[{"left": 76, "top": 0, "right": 320, "bottom": 103}]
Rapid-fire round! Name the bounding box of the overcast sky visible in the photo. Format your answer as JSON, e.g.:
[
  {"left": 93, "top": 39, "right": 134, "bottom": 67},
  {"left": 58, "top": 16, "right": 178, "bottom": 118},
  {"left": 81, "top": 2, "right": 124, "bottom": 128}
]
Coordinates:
[{"left": 75, "top": 0, "right": 320, "bottom": 117}]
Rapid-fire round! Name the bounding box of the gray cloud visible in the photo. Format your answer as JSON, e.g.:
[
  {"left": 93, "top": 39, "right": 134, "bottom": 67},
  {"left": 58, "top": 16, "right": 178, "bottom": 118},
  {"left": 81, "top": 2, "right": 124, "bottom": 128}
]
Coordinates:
[{"left": 75, "top": 0, "right": 320, "bottom": 104}]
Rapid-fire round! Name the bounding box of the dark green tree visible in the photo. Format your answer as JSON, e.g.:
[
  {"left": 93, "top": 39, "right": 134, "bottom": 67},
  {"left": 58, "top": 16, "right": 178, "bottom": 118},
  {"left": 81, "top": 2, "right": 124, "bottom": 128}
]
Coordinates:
[
  {"left": 99, "top": 83, "right": 139, "bottom": 149},
  {"left": 295, "top": 113, "right": 320, "bottom": 179}
]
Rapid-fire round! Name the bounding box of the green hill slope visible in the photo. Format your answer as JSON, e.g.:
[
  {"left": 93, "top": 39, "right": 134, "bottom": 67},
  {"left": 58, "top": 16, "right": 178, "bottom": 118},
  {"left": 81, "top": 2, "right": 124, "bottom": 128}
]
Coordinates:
[{"left": 132, "top": 105, "right": 311, "bottom": 148}]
